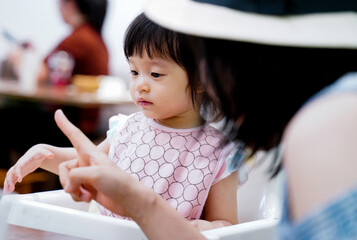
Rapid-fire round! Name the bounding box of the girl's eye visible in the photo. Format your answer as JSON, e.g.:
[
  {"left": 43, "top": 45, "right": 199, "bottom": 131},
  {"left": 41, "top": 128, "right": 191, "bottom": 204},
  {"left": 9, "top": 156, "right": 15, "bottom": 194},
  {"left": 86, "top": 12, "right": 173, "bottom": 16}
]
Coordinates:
[
  {"left": 151, "top": 72, "right": 162, "bottom": 78},
  {"left": 130, "top": 70, "right": 138, "bottom": 76}
]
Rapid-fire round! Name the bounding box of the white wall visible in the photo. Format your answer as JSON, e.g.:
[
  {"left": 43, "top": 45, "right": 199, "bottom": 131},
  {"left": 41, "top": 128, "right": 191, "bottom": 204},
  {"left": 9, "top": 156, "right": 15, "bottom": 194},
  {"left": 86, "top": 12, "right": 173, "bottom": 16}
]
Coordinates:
[{"left": 0, "top": 0, "right": 145, "bottom": 85}]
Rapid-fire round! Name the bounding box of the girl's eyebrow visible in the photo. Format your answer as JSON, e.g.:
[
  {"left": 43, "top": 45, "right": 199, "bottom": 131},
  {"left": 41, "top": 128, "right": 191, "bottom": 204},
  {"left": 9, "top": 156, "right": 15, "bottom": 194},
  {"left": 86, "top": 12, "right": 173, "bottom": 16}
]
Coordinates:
[
  {"left": 149, "top": 59, "right": 170, "bottom": 67},
  {"left": 129, "top": 57, "right": 170, "bottom": 68}
]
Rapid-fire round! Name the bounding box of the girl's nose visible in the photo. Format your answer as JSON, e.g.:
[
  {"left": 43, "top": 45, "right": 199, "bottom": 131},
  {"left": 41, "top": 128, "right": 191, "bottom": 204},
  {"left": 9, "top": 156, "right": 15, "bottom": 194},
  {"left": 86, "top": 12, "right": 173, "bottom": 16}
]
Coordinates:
[{"left": 136, "top": 76, "right": 150, "bottom": 92}]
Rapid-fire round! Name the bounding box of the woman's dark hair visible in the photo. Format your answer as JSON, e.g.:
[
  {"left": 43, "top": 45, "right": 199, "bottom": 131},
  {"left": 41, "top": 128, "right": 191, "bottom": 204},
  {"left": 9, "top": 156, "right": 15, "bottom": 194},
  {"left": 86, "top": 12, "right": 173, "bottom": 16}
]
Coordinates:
[
  {"left": 124, "top": 13, "right": 217, "bottom": 116},
  {"left": 74, "top": 0, "right": 108, "bottom": 33},
  {"left": 189, "top": 37, "right": 357, "bottom": 156}
]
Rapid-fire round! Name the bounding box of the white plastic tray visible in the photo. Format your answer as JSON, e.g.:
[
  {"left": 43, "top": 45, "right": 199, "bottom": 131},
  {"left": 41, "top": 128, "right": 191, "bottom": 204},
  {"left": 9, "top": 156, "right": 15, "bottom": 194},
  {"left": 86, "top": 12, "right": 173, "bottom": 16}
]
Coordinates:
[{"left": 0, "top": 151, "right": 282, "bottom": 239}]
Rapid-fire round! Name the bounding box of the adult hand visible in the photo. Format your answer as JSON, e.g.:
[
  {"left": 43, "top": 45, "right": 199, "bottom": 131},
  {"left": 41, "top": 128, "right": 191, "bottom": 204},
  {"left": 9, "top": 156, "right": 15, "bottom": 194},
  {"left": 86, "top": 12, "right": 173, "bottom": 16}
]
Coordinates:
[
  {"left": 55, "top": 109, "right": 206, "bottom": 240},
  {"left": 54, "top": 109, "right": 144, "bottom": 217}
]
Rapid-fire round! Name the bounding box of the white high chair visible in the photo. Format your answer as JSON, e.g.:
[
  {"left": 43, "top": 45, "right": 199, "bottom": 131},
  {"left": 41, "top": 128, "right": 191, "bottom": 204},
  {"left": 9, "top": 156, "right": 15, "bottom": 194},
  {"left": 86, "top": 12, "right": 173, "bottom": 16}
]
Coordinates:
[{"left": 0, "top": 151, "right": 283, "bottom": 240}]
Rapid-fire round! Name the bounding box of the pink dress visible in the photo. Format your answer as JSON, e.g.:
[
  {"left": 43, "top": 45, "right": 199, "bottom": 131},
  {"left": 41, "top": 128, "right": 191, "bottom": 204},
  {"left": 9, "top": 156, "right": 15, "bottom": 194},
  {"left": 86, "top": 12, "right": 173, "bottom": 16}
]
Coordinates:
[{"left": 98, "top": 112, "right": 246, "bottom": 220}]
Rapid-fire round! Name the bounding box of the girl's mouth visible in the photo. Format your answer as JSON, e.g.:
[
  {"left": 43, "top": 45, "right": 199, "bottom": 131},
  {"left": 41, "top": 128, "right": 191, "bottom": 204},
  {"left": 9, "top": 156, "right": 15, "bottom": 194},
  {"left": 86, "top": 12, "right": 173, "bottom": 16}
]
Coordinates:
[{"left": 138, "top": 100, "right": 152, "bottom": 106}]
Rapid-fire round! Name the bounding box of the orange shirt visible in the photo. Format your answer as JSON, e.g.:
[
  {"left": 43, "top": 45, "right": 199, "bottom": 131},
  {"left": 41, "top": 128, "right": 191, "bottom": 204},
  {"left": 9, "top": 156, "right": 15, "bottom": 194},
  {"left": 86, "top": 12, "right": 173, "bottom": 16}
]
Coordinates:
[{"left": 45, "top": 24, "right": 109, "bottom": 77}]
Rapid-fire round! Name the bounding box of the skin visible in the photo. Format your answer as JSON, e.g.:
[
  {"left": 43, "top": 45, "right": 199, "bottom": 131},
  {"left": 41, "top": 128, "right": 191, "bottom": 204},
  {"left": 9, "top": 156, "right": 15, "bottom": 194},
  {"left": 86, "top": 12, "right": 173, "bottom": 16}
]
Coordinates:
[
  {"left": 283, "top": 92, "right": 357, "bottom": 221},
  {"left": 4, "top": 50, "right": 238, "bottom": 231},
  {"left": 129, "top": 51, "right": 203, "bottom": 129},
  {"left": 59, "top": 87, "right": 357, "bottom": 240},
  {"left": 37, "top": 0, "right": 85, "bottom": 86},
  {"left": 129, "top": 51, "right": 238, "bottom": 229},
  {"left": 3, "top": 141, "right": 109, "bottom": 194},
  {"left": 58, "top": 0, "right": 85, "bottom": 29},
  {"left": 4, "top": 0, "right": 85, "bottom": 86},
  {"left": 55, "top": 109, "right": 207, "bottom": 240}
]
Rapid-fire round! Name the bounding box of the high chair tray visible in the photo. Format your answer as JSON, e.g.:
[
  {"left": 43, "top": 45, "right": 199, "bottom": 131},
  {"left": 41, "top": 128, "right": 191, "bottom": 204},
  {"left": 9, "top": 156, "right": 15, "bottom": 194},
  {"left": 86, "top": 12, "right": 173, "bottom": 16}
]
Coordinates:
[
  {"left": 0, "top": 190, "right": 278, "bottom": 240},
  {"left": 0, "top": 190, "right": 146, "bottom": 240}
]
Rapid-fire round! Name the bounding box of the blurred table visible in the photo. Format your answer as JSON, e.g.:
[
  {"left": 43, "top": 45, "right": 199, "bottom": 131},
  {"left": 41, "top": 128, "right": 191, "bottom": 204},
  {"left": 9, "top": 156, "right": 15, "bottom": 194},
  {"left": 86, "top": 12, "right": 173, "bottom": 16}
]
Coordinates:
[
  {"left": 0, "top": 77, "right": 134, "bottom": 108},
  {"left": 0, "top": 77, "right": 138, "bottom": 171}
]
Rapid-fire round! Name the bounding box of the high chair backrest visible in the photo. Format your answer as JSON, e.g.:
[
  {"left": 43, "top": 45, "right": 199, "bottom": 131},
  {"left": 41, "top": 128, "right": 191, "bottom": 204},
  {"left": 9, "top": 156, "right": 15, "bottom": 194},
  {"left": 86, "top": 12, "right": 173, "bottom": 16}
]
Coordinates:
[
  {"left": 237, "top": 150, "right": 283, "bottom": 223},
  {"left": 201, "top": 150, "right": 283, "bottom": 240}
]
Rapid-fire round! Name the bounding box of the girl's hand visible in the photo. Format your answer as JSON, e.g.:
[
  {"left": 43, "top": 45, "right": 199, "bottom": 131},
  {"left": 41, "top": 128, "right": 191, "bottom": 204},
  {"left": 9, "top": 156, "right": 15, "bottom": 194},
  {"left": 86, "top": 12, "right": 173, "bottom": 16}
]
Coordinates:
[{"left": 3, "top": 145, "right": 54, "bottom": 194}]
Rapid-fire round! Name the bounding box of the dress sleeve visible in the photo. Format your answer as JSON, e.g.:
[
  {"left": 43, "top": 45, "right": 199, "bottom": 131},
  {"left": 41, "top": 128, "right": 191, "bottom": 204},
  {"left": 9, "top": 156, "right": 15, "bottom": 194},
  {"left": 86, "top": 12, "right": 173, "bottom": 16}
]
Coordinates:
[
  {"left": 106, "top": 113, "right": 128, "bottom": 144},
  {"left": 213, "top": 142, "right": 255, "bottom": 185}
]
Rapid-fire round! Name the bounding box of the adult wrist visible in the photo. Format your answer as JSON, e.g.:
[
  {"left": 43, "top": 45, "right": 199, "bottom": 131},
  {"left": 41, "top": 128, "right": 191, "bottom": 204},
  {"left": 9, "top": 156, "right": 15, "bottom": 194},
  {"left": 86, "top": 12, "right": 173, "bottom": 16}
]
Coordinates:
[{"left": 127, "top": 184, "right": 159, "bottom": 224}]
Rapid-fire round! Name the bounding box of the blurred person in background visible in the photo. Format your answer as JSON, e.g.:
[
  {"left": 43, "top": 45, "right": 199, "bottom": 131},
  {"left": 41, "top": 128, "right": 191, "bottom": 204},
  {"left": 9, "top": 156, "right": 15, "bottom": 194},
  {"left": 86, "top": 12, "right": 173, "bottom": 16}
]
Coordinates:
[
  {"left": 0, "top": 0, "right": 108, "bottom": 188},
  {"left": 40, "top": 0, "right": 109, "bottom": 86},
  {"left": 2, "top": 0, "right": 109, "bottom": 86}
]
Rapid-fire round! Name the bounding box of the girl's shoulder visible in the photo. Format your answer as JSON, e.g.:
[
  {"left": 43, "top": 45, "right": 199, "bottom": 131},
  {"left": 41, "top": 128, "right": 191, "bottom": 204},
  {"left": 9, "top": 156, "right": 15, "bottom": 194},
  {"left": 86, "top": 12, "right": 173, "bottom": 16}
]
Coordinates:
[{"left": 106, "top": 112, "right": 143, "bottom": 142}]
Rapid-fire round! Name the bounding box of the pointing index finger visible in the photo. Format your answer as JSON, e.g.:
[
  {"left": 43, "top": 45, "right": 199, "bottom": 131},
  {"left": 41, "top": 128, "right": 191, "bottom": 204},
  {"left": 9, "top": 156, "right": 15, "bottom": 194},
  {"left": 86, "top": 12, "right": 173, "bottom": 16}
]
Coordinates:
[{"left": 54, "top": 109, "right": 96, "bottom": 164}]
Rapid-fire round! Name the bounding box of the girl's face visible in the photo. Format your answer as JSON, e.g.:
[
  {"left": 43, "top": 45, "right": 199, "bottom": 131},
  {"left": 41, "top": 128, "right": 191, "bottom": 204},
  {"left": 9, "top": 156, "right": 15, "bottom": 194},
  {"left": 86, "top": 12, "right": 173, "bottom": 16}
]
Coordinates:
[{"left": 129, "top": 51, "right": 200, "bottom": 128}]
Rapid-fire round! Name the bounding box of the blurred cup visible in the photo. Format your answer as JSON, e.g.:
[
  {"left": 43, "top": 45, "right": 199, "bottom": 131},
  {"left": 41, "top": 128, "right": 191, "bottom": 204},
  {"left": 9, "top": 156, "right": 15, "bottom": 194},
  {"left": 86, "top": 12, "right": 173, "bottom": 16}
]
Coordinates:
[
  {"left": 18, "top": 48, "right": 41, "bottom": 90},
  {"left": 47, "top": 51, "right": 74, "bottom": 86}
]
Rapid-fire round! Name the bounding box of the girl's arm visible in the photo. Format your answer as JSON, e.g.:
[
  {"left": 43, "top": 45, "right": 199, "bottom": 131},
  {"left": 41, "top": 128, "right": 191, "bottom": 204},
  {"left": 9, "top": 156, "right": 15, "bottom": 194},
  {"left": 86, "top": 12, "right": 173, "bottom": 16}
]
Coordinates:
[
  {"left": 40, "top": 138, "right": 109, "bottom": 174},
  {"left": 3, "top": 144, "right": 77, "bottom": 193},
  {"left": 193, "top": 171, "right": 238, "bottom": 231},
  {"left": 38, "top": 144, "right": 77, "bottom": 174},
  {"left": 40, "top": 134, "right": 109, "bottom": 174},
  {"left": 3, "top": 138, "right": 109, "bottom": 194}
]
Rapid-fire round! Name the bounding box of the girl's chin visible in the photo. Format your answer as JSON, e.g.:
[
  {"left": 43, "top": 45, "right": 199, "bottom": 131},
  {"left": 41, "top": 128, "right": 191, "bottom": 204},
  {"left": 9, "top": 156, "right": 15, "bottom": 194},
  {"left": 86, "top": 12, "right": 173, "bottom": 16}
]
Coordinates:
[{"left": 141, "top": 111, "right": 156, "bottom": 119}]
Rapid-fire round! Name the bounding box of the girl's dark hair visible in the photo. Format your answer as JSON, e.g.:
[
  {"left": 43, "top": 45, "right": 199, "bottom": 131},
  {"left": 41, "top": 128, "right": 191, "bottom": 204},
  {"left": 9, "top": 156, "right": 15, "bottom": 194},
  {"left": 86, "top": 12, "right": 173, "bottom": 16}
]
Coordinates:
[
  {"left": 124, "top": 13, "right": 217, "bottom": 116},
  {"left": 189, "top": 37, "right": 357, "bottom": 155},
  {"left": 74, "top": 0, "right": 108, "bottom": 33}
]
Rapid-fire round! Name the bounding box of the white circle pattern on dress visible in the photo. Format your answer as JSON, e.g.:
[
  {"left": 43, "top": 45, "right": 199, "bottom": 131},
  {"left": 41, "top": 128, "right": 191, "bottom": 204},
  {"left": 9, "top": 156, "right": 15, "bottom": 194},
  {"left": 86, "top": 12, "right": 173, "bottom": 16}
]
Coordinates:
[
  {"left": 164, "top": 149, "right": 180, "bottom": 163},
  {"left": 144, "top": 160, "right": 159, "bottom": 176},
  {"left": 131, "top": 158, "right": 145, "bottom": 173},
  {"left": 143, "top": 130, "right": 155, "bottom": 143},
  {"left": 106, "top": 113, "right": 228, "bottom": 220},
  {"left": 150, "top": 145, "right": 165, "bottom": 159},
  {"left": 170, "top": 135, "right": 187, "bottom": 149},
  {"left": 155, "top": 132, "right": 171, "bottom": 145},
  {"left": 168, "top": 182, "right": 184, "bottom": 198},
  {"left": 179, "top": 151, "right": 194, "bottom": 166},
  {"left": 119, "top": 157, "right": 131, "bottom": 171},
  {"left": 194, "top": 156, "right": 210, "bottom": 169},
  {"left": 159, "top": 163, "right": 175, "bottom": 178},
  {"left": 154, "top": 178, "right": 169, "bottom": 194},
  {"left": 141, "top": 176, "right": 154, "bottom": 189},
  {"left": 174, "top": 166, "right": 188, "bottom": 182},
  {"left": 183, "top": 185, "right": 198, "bottom": 201}
]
